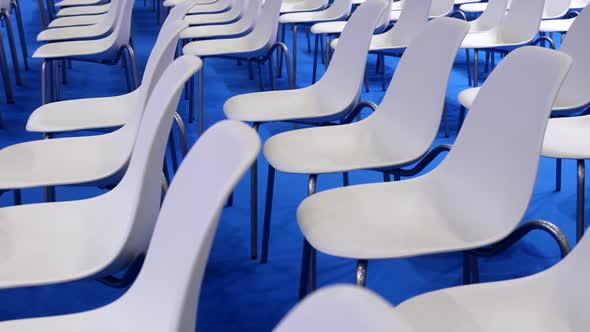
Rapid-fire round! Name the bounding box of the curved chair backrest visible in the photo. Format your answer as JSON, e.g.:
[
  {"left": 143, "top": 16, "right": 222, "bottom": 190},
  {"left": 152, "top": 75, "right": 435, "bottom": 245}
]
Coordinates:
[
  {"left": 386, "top": 0, "right": 431, "bottom": 45},
  {"left": 323, "top": 0, "right": 354, "bottom": 19},
  {"left": 113, "top": 0, "right": 135, "bottom": 49},
  {"left": 432, "top": 47, "right": 571, "bottom": 238},
  {"left": 374, "top": 0, "right": 393, "bottom": 32},
  {"left": 235, "top": 0, "right": 263, "bottom": 30},
  {"left": 317, "top": 0, "right": 390, "bottom": 112},
  {"left": 542, "top": 0, "right": 570, "bottom": 18},
  {"left": 554, "top": 6, "right": 590, "bottom": 109},
  {"left": 95, "top": 0, "right": 123, "bottom": 31},
  {"left": 248, "top": 0, "right": 283, "bottom": 51},
  {"left": 138, "top": 19, "right": 190, "bottom": 108},
  {"left": 170, "top": 0, "right": 203, "bottom": 18},
  {"left": 118, "top": 120, "right": 260, "bottom": 332},
  {"left": 365, "top": 18, "right": 468, "bottom": 158},
  {"left": 107, "top": 55, "right": 203, "bottom": 272},
  {"left": 430, "top": 0, "right": 454, "bottom": 17},
  {"left": 498, "top": 0, "right": 544, "bottom": 44},
  {"left": 470, "top": 0, "right": 508, "bottom": 32}
]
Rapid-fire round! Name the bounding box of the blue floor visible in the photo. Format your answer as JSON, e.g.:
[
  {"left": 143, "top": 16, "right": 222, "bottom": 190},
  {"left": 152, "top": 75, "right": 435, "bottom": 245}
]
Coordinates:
[{"left": 0, "top": 2, "right": 580, "bottom": 331}]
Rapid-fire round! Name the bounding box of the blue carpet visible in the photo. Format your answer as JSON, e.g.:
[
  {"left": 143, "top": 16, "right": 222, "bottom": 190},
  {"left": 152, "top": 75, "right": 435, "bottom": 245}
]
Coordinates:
[{"left": 0, "top": 2, "right": 578, "bottom": 331}]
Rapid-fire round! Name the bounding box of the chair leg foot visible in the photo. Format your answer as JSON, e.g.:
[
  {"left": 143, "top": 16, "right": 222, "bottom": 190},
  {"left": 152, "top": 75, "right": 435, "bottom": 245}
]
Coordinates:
[{"left": 355, "top": 259, "right": 368, "bottom": 286}]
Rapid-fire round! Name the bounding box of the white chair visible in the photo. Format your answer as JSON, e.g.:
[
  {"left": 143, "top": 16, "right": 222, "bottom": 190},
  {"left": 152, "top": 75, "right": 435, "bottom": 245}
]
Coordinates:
[
  {"left": 295, "top": 46, "right": 571, "bottom": 297},
  {"left": 275, "top": 285, "right": 414, "bottom": 332},
  {"left": 460, "top": 0, "right": 545, "bottom": 87},
  {"left": 0, "top": 41, "right": 197, "bottom": 207},
  {"left": 261, "top": 18, "right": 468, "bottom": 298},
  {"left": 224, "top": 0, "right": 391, "bottom": 261},
  {"left": 309, "top": 0, "right": 395, "bottom": 86},
  {"left": 184, "top": 0, "right": 247, "bottom": 25},
  {"left": 0, "top": 55, "right": 200, "bottom": 293},
  {"left": 32, "top": 0, "right": 138, "bottom": 105},
  {"left": 0, "top": 119, "right": 259, "bottom": 332},
  {"left": 183, "top": 0, "right": 235, "bottom": 14},
  {"left": 56, "top": 0, "right": 106, "bottom": 6},
  {"left": 182, "top": 0, "right": 291, "bottom": 135},
  {"left": 26, "top": 16, "right": 188, "bottom": 142},
  {"left": 323, "top": 0, "right": 430, "bottom": 91},
  {"left": 460, "top": 9, "right": 590, "bottom": 243},
  {"left": 181, "top": 0, "right": 261, "bottom": 39},
  {"left": 279, "top": 0, "right": 352, "bottom": 86},
  {"left": 36, "top": 0, "right": 121, "bottom": 42}
]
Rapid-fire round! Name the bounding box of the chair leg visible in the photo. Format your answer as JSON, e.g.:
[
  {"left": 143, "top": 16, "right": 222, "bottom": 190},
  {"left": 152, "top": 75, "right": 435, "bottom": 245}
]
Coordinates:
[
  {"left": 555, "top": 158, "right": 562, "bottom": 191},
  {"left": 257, "top": 61, "right": 264, "bottom": 91},
  {"left": 298, "top": 174, "right": 318, "bottom": 299},
  {"left": 2, "top": 13, "right": 21, "bottom": 86},
  {"left": 383, "top": 173, "right": 390, "bottom": 182},
  {"left": 11, "top": 2, "right": 28, "bottom": 70},
  {"left": 380, "top": 54, "right": 386, "bottom": 91},
  {"left": 465, "top": 49, "right": 472, "bottom": 87},
  {"left": 122, "top": 52, "right": 132, "bottom": 92},
  {"left": 13, "top": 189, "right": 21, "bottom": 205},
  {"left": 197, "top": 67, "right": 204, "bottom": 135},
  {"left": 124, "top": 45, "right": 139, "bottom": 90},
  {"left": 0, "top": 32, "right": 13, "bottom": 103},
  {"left": 36, "top": 0, "right": 48, "bottom": 28},
  {"left": 462, "top": 252, "right": 479, "bottom": 285},
  {"left": 41, "top": 59, "right": 50, "bottom": 105},
  {"left": 54, "top": 61, "right": 61, "bottom": 101},
  {"left": 292, "top": 24, "right": 298, "bottom": 87},
  {"left": 473, "top": 49, "right": 479, "bottom": 87},
  {"left": 577, "top": 159, "right": 585, "bottom": 243},
  {"left": 173, "top": 112, "right": 188, "bottom": 156},
  {"left": 250, "top": 123, "right": 261, "bottom": 259},
  {"left": 312, "top": 34, "right": 319, "bottom": 84},
  {"left": 356, "top": 259, "right": 368, "bottom": 286},
  {"left": 168, "top": 131, "right": 179, "bottom": 173},
  {"left": 268, "top": 56, "right": 276, "bottom": 90},
  {"left": 342, "top": 172, "right": 349, "bottom": 186},
  {"left": 247, "top": 60, "right": 254, "bottom": 80},
  {"left": 189, "top": 75, "right": 195, "bottom": 123},
  {"left": 261, "top": 164, "right": 275, "bottom": 263}
]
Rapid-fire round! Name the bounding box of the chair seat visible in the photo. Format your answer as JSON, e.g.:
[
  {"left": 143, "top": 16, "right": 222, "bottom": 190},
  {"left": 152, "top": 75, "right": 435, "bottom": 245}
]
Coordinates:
[
  {"left": 459, "top": 2, "right": 487, "bottom": 12},
  {"left": 395, "top": 275, "right": 566, "bottom": 332},
  {"left": 184, "top": 11, "right": 239, "bottom": 25},
  {"left": 570, "top": 0, "right": 590, "bottom": 8},
  {"left": 275, "top": 286, "right": 411, "bottom": 332},
  {"left": 56, "top": 3, "right": 110, "bottom": 16},
  {"left": 0, "top": 193, "right": 129, "bottom": 289},
  {"left": 459, "top": 87, "right": 587, "bottom": 112},
  {"left": 32, "top": 37, "right": 115, "bottom": 59},
  {"left": 331, "top": 33, "right": 408, "bottom": 52},
  {"left": 542, "top": 115, "right": 590, "bottom": 159},
  {"left": 310, "top": 21, "right": 346, "bottom": 34},
  {"left": 37, "top": 23, "right": 110, "bottom": 42},
  {"left": 48, "top": 13, "right": 106, "bottom": 28},
  {"left": 281, "top": 1, "right": 325, "bottom": 13},
  {"left": 224, "top": 87, "right": 353, "bottom": 123},
  {"left": 0, "top": 129, "right": 130, "bottom": 190},
  {"left": 56, "top": 0, "right": 103, "bottom": 7},
  {"left": 182, "top": 37, "right": 267, "bottom": 59},
  {"left": 262, "top": 121, "right": 426, "bottom": 174},
  {"left": 26, "top": 90, "right": 139, "bottom": 133},
  {"left": 297, "top": 176, "right": 507, "bottom": 259},
  {"left": 279, "top": 10, "right": 347, "bottom": 24},
  {"left": 539, "top": 17, "right": 575, "bottom": 33},
  {"left": 180, "top": 21, "right": 250, "bottom": 39},
  {"left": 460, "top": 29, "right": 524, "bottom": 49}
]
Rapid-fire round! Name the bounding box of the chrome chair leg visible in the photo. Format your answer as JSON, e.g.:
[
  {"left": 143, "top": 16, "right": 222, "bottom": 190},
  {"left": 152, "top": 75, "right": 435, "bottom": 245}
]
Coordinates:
[
  {"left": 257, "top": 61, "right": 264, "bottom": 91},
  {"left": 292, "top": 24, "right": 298, "bottom": 87},
  {"left": 268, "top": 55, "right": 275, "bottom": 90},
  {"left": 261, "top": 164, "right": 275, "bottom": 263},
  {"left": 36, "top": 0, "right": 48, "bottom": 28},
  {"left": 124, "top": 44, "right": 139, "bottom": 89},
  {"left": 0, "top": 32, "right": 13, "bottom": 103},
  {"left": 2, "top": 12, "right": 21, "bottom": 86},
  {"left": 12, "top": 1, "right": 28, "bottom": 70},
  {"left": 173, "top": 112, "right": 188, "bottom": 156},
  {"left": 577, "top": 159, "right": 585, "bottom": 243},
  {"left": 473, "top": 49, "right": 479, "bottom": 87},
  {"left": 555, "top": 158, "right": 562, "bottom": 191},
  {"left": 298, "top": 174, "right": 317, "bottom": 299},
  {"left": 356, "top": 259, "right": 368, "bottom": 286},
  {"left": 13, "top": 189, "right": 21, "bottom": 205},
  {"left": 312, "top": 34, "right": 319, "bottom": 84},
  {"left": 250, "top": 122, "right": 261, "bottom": 259},
  {"left": 465, "top": 48, "right": 472, "bottom": 87},
  {"left": 198, "top": 67, "right": 204, "bottom": 134}
]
